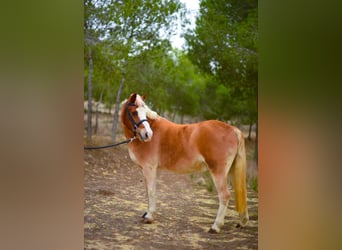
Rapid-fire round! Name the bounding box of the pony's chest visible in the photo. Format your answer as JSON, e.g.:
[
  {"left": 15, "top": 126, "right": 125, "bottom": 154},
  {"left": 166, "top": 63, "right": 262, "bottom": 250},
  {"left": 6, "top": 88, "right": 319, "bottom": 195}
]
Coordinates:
[
  {"left": 128, "top": 147, "right": 155, "bottom": 166},
  {"left": 128, "top": 148, "right": 139, "bottom": 164}
]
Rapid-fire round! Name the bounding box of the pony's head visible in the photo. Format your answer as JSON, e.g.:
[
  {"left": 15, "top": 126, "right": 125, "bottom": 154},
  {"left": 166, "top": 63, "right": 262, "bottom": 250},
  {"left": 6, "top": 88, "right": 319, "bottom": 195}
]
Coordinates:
[{"left": 124, "top": 93, "right": 157, "bottom": 142}]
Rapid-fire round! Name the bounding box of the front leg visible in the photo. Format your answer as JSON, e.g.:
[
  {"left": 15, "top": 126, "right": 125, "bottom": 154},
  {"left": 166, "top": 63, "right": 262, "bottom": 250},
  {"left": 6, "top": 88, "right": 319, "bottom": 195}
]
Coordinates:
[{"left": 142, "top": 165, "right": 157, "bottom": 223}]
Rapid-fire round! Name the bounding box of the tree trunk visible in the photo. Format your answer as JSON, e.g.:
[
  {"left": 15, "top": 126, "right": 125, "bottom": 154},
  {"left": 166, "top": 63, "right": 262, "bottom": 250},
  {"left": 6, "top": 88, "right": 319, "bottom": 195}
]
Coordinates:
[
  {"left": 254, "top": 121, "right": 258, "bottom": 168},
  {"left": 171, "top": 111, "right": 176, "bottom": 122},
  {"left": 255, "top": 85, "right": 258, "bottom": 168},
  {"left": 87, "top": 47, "right": 93, "bottom": 141},
  {"left": 248, "top": 123, "right": 252, "bottom": 140},
  {"left": 111, "top": 76, "right": 125, "bottom": 142},
  {"left": 94, "top": 87, "right": 104, "bottom": 134}
]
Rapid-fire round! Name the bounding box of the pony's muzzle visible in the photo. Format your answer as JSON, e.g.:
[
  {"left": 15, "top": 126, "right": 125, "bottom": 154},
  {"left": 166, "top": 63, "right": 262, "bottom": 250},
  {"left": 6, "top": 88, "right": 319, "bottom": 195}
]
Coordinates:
[{"left": 138, "top": 128, "right": 153, "bottom": 142}]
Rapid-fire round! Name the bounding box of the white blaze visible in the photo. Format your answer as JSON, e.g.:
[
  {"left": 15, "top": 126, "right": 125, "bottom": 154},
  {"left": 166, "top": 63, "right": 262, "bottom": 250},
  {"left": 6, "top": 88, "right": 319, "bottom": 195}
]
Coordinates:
[{"left": 136, "top": 106, "right": 153, "bottom": 140}]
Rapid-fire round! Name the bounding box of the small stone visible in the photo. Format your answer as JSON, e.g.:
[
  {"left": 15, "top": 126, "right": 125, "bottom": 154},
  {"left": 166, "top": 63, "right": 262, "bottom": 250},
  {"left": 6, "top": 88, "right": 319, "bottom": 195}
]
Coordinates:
[{"left": 196, "top": 177, "right": 206, "bottom": 186}]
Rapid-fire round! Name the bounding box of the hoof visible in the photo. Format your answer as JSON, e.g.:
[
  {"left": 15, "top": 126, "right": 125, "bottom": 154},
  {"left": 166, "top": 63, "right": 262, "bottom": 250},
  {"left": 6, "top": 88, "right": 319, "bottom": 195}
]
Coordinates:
[
  {"left": 208, "top": 228, "right": 219, "bottom": 234},
  {"left": 143, "top": 217, "right": 153, "bottom": 224},
  {"left": 236, "top": 223, "right": 246, "bottom": 229},
  {"left": 141, "top": 212, "right": 153, "bottom": 224}
]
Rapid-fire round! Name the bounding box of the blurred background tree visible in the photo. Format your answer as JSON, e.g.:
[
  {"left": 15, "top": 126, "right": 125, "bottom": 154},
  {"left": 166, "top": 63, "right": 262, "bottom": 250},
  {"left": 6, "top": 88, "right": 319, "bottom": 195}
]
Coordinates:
[
  {"left": 84, "top": 0, "right": 257, "bottom": 146},
  {"left": 185, "top": 0, "right": 257, "bottom": 126}
]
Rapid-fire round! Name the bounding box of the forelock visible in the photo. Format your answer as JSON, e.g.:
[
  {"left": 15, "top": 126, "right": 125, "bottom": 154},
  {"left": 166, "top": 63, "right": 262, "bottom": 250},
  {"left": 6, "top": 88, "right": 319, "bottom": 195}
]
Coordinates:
[
  {"left": 134, "top": 94, "right": 159, "bottom": 120},
  {"left": 135, "top": 94, "right": 145, "bottom": 106}
]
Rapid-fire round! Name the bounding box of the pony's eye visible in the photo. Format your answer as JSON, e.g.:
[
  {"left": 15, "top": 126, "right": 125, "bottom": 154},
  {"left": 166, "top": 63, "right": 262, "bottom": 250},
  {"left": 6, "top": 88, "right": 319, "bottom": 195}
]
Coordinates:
[{"left": 132, "top": 111, "right": 138, "bottom": 116}]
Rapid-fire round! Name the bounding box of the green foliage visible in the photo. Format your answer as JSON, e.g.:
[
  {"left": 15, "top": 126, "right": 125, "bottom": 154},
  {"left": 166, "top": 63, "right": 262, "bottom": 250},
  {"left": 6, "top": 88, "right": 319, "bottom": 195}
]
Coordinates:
[
  {"left": 203, "top": 171, "right": 214, "bottom": 193},
  {"left": 185, "top": 0, "right": 258, "bottom": 124},
  {"left": 84, "top": 0, "right": 258, "bottom": 124},
  {"left": 249, "top": 176, "right": 258, "bottom": 193},
  {"left": 84, "top": 0, "right": 187, "bottom": 111},
  {"left": 167, "top": 51, "right": 206, "bottom": 116}
]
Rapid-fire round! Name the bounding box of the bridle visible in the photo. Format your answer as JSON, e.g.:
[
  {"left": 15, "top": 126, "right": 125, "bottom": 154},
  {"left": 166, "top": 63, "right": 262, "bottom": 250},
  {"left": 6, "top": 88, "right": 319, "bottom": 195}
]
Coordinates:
[
  {"left": 126, "top": 102, "right": 149, "bottom": 139},
  {"left": 84, "top": 102, "right": 150, "bottom": 150}
]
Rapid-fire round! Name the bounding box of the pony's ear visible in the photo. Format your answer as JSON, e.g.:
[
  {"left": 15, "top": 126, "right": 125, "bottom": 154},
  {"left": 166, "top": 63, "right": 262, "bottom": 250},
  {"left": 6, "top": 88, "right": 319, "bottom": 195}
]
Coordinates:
[
  {"left": 141, "top": 94, "right": 147, "bottom": 100},
  {"left": 128, "top": 93, "right": 137, "bottom": 103}
]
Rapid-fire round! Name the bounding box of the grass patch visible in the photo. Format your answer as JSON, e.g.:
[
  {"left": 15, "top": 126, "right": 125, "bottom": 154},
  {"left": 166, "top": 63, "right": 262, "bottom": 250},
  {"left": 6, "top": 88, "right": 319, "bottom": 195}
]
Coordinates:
[
  {"left": 249, "top": 176, "right": 258, "bottom": 193},
  {"left": 202, "top": 171, "right": 214, "bottom": 192}
]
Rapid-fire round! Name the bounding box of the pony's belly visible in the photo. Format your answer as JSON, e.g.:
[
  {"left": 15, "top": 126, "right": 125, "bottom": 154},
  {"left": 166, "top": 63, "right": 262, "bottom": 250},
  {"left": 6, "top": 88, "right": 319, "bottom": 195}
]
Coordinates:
[
  {"left": 129, "top": 147, "right": 208, "bottom": 174},
  {"left": 160, "top": 157, "right": 207, "bottom": 174}
]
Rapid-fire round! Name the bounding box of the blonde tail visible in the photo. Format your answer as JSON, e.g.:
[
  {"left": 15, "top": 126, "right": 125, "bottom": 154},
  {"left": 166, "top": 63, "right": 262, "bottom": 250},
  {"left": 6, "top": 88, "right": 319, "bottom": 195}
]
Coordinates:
[{"left": 230, "top": 128, "right": 249, "bottom": 226}]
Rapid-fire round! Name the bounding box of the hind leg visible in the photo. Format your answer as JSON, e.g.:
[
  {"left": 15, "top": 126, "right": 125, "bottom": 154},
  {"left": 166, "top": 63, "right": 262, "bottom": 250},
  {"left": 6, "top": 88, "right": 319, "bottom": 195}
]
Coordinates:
[
  {"left": 207, "top": 154, "right": 236, "bottom": 233},
  {"left": 208, "top": 170, "right": 231, "bottom": 233},
  {"left": 236, "top": 210, "right": 249, "bottom": 228}
]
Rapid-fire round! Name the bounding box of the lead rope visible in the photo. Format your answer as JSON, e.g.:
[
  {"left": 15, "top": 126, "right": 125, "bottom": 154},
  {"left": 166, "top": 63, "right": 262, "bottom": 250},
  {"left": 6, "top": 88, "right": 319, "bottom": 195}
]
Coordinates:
[
  {"left": 84, "top": 102, "right": 146, "bottom": 150},
  {"left": 84, "top": 136, "right": 136, "bottom": 150}
]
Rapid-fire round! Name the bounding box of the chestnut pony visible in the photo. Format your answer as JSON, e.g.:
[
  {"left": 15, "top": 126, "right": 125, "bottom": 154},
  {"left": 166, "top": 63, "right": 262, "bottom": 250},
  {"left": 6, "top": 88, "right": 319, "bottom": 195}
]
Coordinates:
[{"left": 120, "top": 93, "right": 249, "bottom": 233}]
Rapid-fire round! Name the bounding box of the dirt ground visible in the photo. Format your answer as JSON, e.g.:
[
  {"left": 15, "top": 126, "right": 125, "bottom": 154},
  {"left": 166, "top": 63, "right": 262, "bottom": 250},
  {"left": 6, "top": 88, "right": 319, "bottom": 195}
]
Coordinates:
[{"left": 84, "top": 135, "right": 258, "bottom": 249}]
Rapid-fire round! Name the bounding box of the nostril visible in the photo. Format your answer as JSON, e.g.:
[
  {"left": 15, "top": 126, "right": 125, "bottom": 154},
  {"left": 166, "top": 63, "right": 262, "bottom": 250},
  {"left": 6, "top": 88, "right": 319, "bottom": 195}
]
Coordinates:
[{"left": 145, "top": 132, "right": 148, "bottom": 139}]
